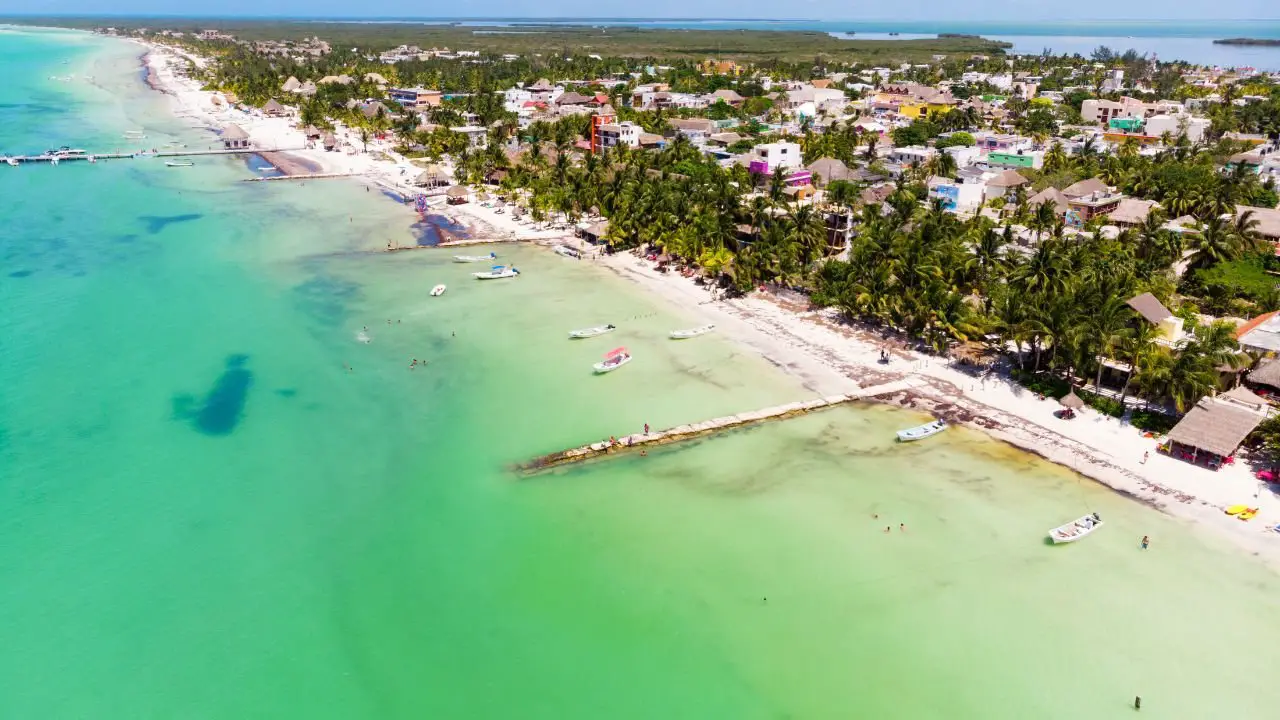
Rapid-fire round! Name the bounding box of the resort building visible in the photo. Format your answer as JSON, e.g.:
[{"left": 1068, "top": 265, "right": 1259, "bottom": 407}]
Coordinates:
[
  {"left": 389, "top": 87, "right": 442, "bottom": 109},
  {"left": 1062, "top": 178, "right": 1123, "bottom": 223}
]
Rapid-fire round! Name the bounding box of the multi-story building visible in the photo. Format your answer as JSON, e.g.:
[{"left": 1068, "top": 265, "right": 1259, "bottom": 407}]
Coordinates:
[
  {"left": 596, "top": 120, "right": 641, "bottom": 150},
  {"left": 748, "top": 142, "right": 802, "bottom": 174},
  {"left": 388, "top": 87, "right": 442, "bottom": 110}
]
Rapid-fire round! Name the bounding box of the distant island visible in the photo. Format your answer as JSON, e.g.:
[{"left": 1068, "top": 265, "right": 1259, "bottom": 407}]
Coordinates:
[{"left": 1213, "top": 38, "right": 1280, "bottom": 46}]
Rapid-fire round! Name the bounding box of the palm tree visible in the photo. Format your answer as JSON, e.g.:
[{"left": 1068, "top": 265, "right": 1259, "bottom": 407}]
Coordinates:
[
  {"left": 1185, "top": 215, "right": 1240, "bottom": 270},
  {"left": 1088, "top": 295, "right": 1134, "bottom": 393},
  {"left": 358, "top": 127, "right": 371, "bottom": 154},
  {"left": 1116, "top": 321, "right": 1158, "bottom": 407},
  {"left": 1043, "top": 141, "right": 1068, "bottom": 172}
]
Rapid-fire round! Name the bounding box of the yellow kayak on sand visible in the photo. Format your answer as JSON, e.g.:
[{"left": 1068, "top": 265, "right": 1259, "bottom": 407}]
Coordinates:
[
  {"left": 1226, "top": 505, "right": 1248, "bottom": 516},
  {"left": 1238, "top": 508, "right": 1259, "bottom": 521}
]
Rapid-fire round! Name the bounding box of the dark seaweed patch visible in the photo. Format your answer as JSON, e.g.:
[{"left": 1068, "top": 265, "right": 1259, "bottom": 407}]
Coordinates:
[
  {"left": 173, "top": 354, "right": 253, "bottom": 436},
  {"left": 8, "top": 270, "right": 32, "bottom": 278},
  {"left": 139, "top": 213, "right": 203, "bottom": 234},
  {"left": 291, "top": 274, "right": 362, "bottom": 327}
]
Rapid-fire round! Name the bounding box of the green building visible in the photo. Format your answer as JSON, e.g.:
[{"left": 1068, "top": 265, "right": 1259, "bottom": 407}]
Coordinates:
[{"left": 987, "top": 151, "right": 1038, "bottom": 169}]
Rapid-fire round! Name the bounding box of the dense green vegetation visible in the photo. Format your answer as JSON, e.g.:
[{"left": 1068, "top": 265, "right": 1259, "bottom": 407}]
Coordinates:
[{"left": 3, "top": 17, "right": 1010, "bottom": 62}]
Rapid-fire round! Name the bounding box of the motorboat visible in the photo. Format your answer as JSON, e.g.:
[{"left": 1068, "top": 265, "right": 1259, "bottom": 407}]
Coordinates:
[
  {"left": 1049, "top": 513, "right": 1104, "bottom": 544},
  {"left": 594, "top": 347, "right": 632, "bottom": 374},
  {"left": 569, "top": 324, "right": 616, "bottom": 339},
  {"left": 669, "top": 324, "right": 715, "bottom": 339},
  {"left": 553, "top": 244, "right": 582, "bottom": 259},
  {"left": 454, "top": 252, "right": 497, "bottom": 263},
  {"left": 474, "top": 265, "right": 519, "bottom": 280},
  {"left": 896, "top": 419, "right": 947, "bottom": 442},
  {"left": 4, "top": 156, "right": 17, "bottom": 167},
  {"left": 430, "top": 284, "right": 446, "bottom": 296},
  {"left": 165, "top": 160, "right": 194, "bottom": 167}
]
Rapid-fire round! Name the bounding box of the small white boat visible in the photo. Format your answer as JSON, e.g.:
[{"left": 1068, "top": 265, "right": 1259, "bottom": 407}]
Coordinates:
[
  {"left": 594, "top": 347, "right": 632, "bottom": 374},
  {"left": 670, "top": 324, "right": 715, "bottom": 339},
  {"left": 454, "top": 252, "right": 497, "bottom": 263},
  {"left": 569, "top": 324, "right": 616, "bottom": 339},
  {"left": 553, "top": 244, "right": 582, "bottom": 259},
  {"left": 430, "top": 284, "right": 446, "bottom": 296},
  {"left": 123, "top": 131, "right": 146, "bottom": 139},
  {"left": 896, "top": 419, "right": 947, "bottom": 442},
  {"left": 5, "top": 157, "right": 17, "bottom": 167},
  {"left": 1049, "top": 513, "right": 1104, "bottom": 544},
  {"left": 165, "top": 160, "right": 194, "bottom": 167},
  {"left": 474, "top": 265, "right": 519, "bottom": 280}
]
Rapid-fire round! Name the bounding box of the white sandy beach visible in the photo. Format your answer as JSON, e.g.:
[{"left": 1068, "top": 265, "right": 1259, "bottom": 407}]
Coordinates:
[{"left": 139, "top": 40, "right": 1280, "bottom": 566}]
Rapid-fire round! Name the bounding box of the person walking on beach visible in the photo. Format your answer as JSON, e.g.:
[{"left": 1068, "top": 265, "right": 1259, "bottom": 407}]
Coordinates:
[
  {"left": 1141, "top": 535, "right": 1149, "bottom": 550},
  {"left": 1142, "top": 451, "right": 1149, "bottom": 464},
  {"left": 644, "top": 423, "right": 650, "bottom": 435}
]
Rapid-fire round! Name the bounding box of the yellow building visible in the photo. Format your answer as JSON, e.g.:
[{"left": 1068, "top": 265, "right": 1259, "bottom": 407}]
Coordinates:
[
  {"left": 699, "top": 59, "right": 742, "bottom": 76},
  {"left": 898, "top": 99, "right": 959, "bottom": 119}
]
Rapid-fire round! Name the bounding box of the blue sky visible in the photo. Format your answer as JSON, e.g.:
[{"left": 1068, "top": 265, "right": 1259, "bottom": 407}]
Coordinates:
[
  {"left": 4, "top": 1, "right": 1276, "bottom": 20},
  {"left": 2, "top": 0, "right": 1276, "bottom": 21}
]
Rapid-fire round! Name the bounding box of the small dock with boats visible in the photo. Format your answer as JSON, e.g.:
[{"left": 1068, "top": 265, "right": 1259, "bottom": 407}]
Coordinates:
[{"left": 516, "top": 379, "right": 917, "bottom": 474}]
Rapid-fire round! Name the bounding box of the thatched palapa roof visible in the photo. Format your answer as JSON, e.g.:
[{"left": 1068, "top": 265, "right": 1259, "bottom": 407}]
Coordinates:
[
  {"left": 445, "top": 185, "right": 470, "bottom": 198},
  {"left": 1058, "top": 390, "right": 1085, "bottom": 409},
  {"left": 1126, "top": 293, "right": 1172, "bottom": 327},
  {"left": 1167, "top": 393, "right": 1267, "bottom": 457},
  {"left": 1248, "top": 358, "right": 1280, "bottom": 390}
]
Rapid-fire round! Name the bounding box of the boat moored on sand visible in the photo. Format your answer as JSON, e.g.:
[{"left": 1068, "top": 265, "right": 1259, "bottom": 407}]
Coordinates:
[
  {"left": 896, "top": 419, "right": 947, "bottom": 442},
  {"left": 1049, "top": 513, "right": 1104, "bottom": 544},
  {"left": 430, "top": 284, "right": 447, "bottom": 296},
  {"left": 569, "top": 324, "right": 616, "bottom": 339},
  {"left": 454, "top": 252, "right": 497, "bottom": 263},
  {"left": 593, "top": 347, "right": 632, "bottom": 374},
  {"left": 553, "top": 244, "right": 581, "bottom": 259},
  {"left": 669, "top": 324, "right": 715, "bottom": 339},
  {"left": 474, "top": 265, "right": 519, "bottom": 280}
]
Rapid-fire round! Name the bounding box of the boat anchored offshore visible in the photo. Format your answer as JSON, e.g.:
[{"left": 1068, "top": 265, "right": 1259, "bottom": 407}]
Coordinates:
[
  {"left": 474, "top": 265, "right": 519, "bottom": 280},
  {"left": 569, "top": 324, "right": 616, "bottom": 339},
  {"left": 430, "top": 284, "right": 447, "bottom": 296},
  {"left": 896, "top": 419, "right": 947, "bottom": 442},
  {"left": 1049, "top": 513, "right": 1104, "bottom": 544},
  {"left": 594, "top": 347, "right": 632, "bottom": 374},
  {"left": 454, "top": 252, "right": 497, "bottom": 263},
  {"left": 165, "top": 160, "right": 194, "bottom": 167},
  {"left": 669, "top": 324, "right": 715, "bottom": 339}
]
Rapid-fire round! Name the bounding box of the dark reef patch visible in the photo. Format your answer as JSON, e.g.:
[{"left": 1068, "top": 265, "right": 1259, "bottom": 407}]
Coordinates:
[
  {"left": 139, "top": 213, "right": 203, "bottom": 235},
  {"left": 173, "top": 354, "right": 253, "bottom": 436}
]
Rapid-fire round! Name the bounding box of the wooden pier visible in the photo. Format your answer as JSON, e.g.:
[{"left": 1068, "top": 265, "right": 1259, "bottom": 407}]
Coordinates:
[
  {"left": 516, "top": 379, "right": 918, "bottom": 474},
  {"left": 2, "top": 147, "right": 305, "bottom": 165}
]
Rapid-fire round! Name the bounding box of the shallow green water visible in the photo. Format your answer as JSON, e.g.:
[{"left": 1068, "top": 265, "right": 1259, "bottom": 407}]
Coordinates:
[{"left": 4, "top": 28, "right": 1280, "bottom": 719}]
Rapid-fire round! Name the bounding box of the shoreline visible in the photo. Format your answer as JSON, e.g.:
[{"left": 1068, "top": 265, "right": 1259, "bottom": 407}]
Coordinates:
[
  {"left": 591, "top": 249, "right": 1280, "bottom": 568},
  {"left": 133, "top": 37, "right": 1280, "bottom": 567}
]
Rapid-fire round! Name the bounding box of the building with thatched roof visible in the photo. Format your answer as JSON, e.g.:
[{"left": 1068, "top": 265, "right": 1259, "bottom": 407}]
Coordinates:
[
  {"left": 297, "top": 80, "right": 317, "bottom": 97},
  {"left": 321, "top": 132, "right": 337, "bottom": 151},
  {"left": 1166, "top": 388, "right": 1269, "bottom": 462},
  {"left": 806, "top": 157, "right": 854, "bottom": 186},
  {"left": 1236, "top": 205, "right": 1280, "bottom": 242},
  {"left": 412, "top": 167, "right": 451, "bottom": 187},
  {"left": 580, "top": 220, "right": 609, "bottom": 242},
  {"left": 1027, "top": 186, "right": 1070, "bottom": 214},
  {"left": 262, "top": 99, "right": 287, "bottom": 117},
  {"left": 1108, "top": 198, "right": 1160, "bottom": 227},
  {"left": 1247, "top": 357, "right": 1280, "bottom": 390},
  {"left": 1062, "top": 177, "right": 1110, "bottom": 199},
  {"left": 220, "top": 124, "right": 250, "bottom": 150},
  {"left": 445, "top": 185, "right": 470, "bottom": 204},
  {"left": 281, "top": 76, "right": 301, "bottom": 92}
]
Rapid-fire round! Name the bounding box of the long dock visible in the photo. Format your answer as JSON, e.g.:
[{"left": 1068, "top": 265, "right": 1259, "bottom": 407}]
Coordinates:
[
  {"left": 2, "top": 147, "right": 304, "bottom": 165},
  {"left": 516, "top": 379, "right": 918, "bottom": 474}
]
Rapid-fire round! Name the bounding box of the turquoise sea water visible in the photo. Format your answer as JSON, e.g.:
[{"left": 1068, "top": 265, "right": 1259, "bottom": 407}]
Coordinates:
[{"left": 6, "top": 28, "right": 1280, "bottom": 718}]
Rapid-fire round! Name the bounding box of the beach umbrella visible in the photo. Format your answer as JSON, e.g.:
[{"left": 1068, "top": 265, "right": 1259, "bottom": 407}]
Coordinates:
[{"left": 1059, "top": 390, "right": 1085, "bottom": 409}]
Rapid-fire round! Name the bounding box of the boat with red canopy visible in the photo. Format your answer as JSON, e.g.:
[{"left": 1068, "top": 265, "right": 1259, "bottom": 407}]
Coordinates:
[{"left": 593, "top": 347, "right": 632, "bottom": 374}]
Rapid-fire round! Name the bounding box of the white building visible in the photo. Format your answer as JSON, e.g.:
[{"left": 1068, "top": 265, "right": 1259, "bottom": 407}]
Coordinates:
[
  {"left": 1146, "top": 114, "right": 1211, "bottom": 143},
  {"left": 749, "top": 141, "right": 802, "bottom": 173},
  {"left": 888, "top": 146, "right": 936, "bottom": 166},
  {"left": 597, "top": 121, "right": 642, "bottom": 149}
]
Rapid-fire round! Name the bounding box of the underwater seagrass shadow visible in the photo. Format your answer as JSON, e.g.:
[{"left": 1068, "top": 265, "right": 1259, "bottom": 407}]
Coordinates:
[
  {"left": 172, "top": 354, "right": 253, "bottom": 436},
  {"left": 139, "top": 213, "right": 203, "bottom": 234}
]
